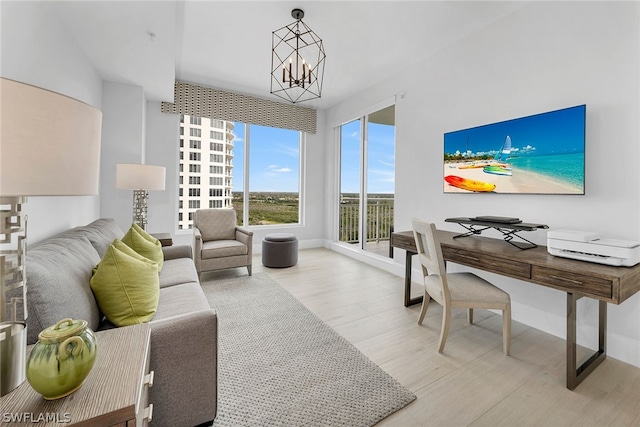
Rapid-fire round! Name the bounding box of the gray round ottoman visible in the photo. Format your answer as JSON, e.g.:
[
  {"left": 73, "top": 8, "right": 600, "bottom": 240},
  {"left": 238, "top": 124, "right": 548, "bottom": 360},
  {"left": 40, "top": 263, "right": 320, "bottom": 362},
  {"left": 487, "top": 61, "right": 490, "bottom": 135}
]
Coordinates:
[{"left": 262, "top": 233, "right": 298, "bottom": 268}]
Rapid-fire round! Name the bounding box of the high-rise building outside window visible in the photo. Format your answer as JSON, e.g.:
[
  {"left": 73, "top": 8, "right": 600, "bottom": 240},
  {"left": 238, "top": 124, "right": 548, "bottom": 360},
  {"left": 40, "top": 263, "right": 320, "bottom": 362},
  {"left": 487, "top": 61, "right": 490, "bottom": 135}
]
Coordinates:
[{"left": 179, "top": 115, "right": 234, "bottom": 229}]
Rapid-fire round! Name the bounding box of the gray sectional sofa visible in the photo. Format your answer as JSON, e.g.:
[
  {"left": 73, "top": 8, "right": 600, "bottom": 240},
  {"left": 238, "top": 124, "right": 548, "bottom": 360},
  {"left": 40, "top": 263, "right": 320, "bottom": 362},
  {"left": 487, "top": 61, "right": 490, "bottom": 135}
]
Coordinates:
[{"left": 25, "top": 218, "right": 217, "bottom": 427}]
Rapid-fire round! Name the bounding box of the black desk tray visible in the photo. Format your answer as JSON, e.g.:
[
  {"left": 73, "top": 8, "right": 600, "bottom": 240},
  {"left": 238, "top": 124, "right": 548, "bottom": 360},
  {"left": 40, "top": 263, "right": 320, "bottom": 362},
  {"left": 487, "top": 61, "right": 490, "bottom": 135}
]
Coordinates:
[{"left": 445, "top": 217, "right": 549, "bottom": 250}]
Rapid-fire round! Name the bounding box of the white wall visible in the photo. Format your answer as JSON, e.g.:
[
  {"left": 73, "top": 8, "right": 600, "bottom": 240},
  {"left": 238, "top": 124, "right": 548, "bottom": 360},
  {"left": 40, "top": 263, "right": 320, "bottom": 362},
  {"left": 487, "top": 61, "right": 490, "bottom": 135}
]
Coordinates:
[
  {"left": 324, "top": 2, "right": 640, "bottom": 367},
  {"left": 100, "top": 81, "right": 148, "bottom": 232},
  {"left": 0, "top": 1, "right": 103, "bottom": 243},
  {"left": 145, "top": 102, "right": 181, "bottom": 235}
]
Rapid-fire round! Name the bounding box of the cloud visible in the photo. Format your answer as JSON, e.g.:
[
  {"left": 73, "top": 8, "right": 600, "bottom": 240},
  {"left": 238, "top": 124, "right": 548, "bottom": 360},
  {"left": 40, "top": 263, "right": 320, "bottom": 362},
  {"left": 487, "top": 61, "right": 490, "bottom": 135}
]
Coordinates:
[
  {"left": 278, "top": 144, "right": 299, "bottom": 158},
  {"left": 231, "top": 132, "right": 244, "bottom": 143},
  {"left": 369, "top": 169, "right": 395, "bottom": 183},
  {"left": 268, "top": 165, "right": 292, "bottom": 173}
]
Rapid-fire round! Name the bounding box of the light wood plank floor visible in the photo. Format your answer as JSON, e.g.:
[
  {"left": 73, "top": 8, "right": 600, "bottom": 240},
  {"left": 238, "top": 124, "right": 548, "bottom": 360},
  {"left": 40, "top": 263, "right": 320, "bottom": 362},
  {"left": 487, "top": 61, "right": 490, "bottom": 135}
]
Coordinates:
[{"left": 203, "top": 248, "right": 640, "bottom": 427}]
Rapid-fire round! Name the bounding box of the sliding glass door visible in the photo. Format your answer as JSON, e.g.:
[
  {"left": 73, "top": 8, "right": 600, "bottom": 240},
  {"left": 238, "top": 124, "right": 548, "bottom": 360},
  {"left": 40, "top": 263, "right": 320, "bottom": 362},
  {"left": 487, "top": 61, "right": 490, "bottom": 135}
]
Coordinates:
[
  {"left": 338, "top": 104, "right": 395, "bottom": 256},
  {"left": 339, "top": 119, "right": 362, "bottom": 246}
]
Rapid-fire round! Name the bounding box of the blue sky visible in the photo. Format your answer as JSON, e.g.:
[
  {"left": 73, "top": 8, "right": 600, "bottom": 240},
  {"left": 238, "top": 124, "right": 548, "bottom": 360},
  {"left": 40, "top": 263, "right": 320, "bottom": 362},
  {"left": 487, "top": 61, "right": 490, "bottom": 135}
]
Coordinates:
[
  {"left": 231, "top": 123, "right": 300, "bottom": 192},
  {"left": 231, "top": 120, "right": 395, "bottom": 193},
  {"left": 340, "top": 120, "right": 395, "bottom": 194},
  {"left": 444, "top": 104, "right": 586, "bottom": 158}
]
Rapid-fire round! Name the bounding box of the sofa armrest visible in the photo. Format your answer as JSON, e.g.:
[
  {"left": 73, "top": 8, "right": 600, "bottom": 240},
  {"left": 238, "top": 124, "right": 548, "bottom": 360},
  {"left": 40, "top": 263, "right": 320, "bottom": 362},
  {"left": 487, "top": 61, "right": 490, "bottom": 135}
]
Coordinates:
[
  {"left": 162, "top": 244, "right": 192, "bottom": 260},
  {"left": 193, "top": 227, "right": 203, "bottom": 273},
  {"left": 149, "top": 309, "right": 217, "bottom": 427}
]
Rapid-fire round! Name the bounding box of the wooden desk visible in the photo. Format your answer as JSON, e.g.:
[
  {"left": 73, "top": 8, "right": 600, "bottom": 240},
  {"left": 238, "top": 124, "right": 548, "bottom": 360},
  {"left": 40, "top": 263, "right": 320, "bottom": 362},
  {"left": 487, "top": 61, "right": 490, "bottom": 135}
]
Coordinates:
[{"left": 390, "top": 230, "right": 640, "bottom": 390}]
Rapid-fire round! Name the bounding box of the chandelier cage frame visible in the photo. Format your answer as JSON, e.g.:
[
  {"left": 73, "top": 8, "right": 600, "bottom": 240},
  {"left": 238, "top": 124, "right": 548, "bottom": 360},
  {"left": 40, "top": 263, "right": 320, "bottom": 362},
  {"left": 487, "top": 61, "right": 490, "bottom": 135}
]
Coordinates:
[{"left": 270, "top": 9, "right": 326, "bottom": 104}]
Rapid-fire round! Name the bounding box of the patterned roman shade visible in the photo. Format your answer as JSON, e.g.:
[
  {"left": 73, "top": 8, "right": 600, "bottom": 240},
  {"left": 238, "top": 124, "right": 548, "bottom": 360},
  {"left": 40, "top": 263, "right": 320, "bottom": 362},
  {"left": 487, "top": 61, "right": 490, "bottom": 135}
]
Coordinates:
[{"left": 161, "top": 81, "right": 317, "bottom": 134}]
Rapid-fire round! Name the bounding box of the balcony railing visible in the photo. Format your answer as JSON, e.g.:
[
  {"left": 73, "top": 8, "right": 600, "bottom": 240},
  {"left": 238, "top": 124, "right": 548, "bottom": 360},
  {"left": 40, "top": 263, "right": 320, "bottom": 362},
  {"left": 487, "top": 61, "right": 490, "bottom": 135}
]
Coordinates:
[{"left": 339, "top": 197, "right": 394, "bottom": 244}]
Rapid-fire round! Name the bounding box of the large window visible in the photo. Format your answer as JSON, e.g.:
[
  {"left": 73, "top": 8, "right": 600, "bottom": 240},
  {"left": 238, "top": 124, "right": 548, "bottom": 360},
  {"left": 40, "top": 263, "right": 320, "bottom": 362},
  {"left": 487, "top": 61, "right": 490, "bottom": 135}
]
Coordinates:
[
  {"left": 178, "top": 115, "right": 302, "bottom": 229},
  {"left": 232, "top": 123, "right": 302, "bottom": 226}
]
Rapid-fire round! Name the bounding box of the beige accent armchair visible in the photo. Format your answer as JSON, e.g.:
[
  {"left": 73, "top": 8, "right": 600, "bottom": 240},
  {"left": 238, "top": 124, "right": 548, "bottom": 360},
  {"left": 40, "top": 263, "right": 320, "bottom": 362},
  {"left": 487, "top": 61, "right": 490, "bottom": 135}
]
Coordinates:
[
  {"left": 193, "top": 209, "right": 253, "bottom": 277},
  {"left": 412, "top": 218, "right": 511, "bottom": 355}
]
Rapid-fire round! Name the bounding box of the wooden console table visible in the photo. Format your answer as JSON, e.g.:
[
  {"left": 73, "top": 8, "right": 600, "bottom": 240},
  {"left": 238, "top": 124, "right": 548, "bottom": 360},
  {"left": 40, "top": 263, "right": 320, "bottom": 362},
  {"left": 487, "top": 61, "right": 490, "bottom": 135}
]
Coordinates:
[
  {"left": 390, "top": 229, "right": 640, "bottom": 390},
  {"left": 1, "top": 323, "right": 153, "bottom": 426}
]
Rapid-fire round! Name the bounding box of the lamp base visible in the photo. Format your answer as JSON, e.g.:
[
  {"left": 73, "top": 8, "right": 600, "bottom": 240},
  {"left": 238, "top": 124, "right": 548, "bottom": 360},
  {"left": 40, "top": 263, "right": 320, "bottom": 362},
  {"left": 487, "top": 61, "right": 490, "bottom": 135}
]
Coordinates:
[
  {"left": 0, "top": 322, "right": 26, "bottom": 396},
  {"left": 132, "top": 189, "right": 149, "bottom": 231},
  {"left": 0, "top": 196, "right": 28, "bottom": 396}
]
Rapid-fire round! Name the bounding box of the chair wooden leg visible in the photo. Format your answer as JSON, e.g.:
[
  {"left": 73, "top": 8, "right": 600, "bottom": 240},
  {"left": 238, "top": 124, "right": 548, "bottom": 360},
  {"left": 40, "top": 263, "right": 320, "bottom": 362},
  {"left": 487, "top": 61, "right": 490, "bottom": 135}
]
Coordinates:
[
  {"left": 417, "top": 290, "right": 430, "bottom": 325},
  {"left": 247, "top": 265, "right": 252, "bottom": 276},
  {"left": 468, "top": 308, "right": 474, "bottom": 324},
  {"left": 438, "top": 306, "right": 451, "bottom": 353},
  {"left": 503, "top": 305, "right": 511, "bottom": 356}
]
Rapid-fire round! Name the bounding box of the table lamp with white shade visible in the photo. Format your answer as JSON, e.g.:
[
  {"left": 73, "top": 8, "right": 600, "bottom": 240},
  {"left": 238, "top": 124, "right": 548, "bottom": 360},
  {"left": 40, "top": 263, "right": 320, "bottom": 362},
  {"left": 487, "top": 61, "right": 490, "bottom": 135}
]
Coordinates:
[
  {"left": 0, "top": 77, "right": 102, "bottom": 396},
  {"left": 116, "top": 163, "right": 166, "bottom": 231}
]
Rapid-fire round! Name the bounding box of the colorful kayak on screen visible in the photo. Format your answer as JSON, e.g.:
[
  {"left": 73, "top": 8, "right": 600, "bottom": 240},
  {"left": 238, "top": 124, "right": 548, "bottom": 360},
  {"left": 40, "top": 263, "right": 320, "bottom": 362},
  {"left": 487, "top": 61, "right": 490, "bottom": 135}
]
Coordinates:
[
  {"left": 444, "top": 175, "right": 496, "bottom": 192},
  {"left": 483, "top": 165, "right": 512, "bottom": 176}
]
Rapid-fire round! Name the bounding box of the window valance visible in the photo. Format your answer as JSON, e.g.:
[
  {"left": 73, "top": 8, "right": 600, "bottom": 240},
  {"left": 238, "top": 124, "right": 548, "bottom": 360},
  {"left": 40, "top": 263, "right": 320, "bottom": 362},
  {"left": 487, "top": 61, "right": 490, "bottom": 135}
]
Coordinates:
[{"left": 161, "top": 81, "right": 317, "bottom": 134}]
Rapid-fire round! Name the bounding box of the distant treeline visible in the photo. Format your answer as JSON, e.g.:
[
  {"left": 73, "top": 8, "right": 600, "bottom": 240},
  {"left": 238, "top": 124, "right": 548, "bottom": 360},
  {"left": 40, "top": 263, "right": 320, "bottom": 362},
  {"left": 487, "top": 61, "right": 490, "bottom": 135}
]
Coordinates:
[
  {"left": 232, "top": 192, "right": 299, "bottom": 225},
  {"left": 444, "top": 153, "right": 493, "bottom": 162},
  {"left": 340, "top": 193, "right": 394, "bottom": 204},
  {"left": 229, "top": 192, "right": 394, "bottom": 226}
]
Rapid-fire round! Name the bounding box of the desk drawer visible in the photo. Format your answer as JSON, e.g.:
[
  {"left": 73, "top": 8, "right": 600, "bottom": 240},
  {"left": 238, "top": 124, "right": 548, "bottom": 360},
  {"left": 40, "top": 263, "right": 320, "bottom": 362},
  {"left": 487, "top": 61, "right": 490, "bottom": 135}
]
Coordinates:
[
  {"left": 531, "top": 266, "right": 613, "bottom": 299},
  {"left": 442, "top": 247, "right": 530, "bottom": 280}
]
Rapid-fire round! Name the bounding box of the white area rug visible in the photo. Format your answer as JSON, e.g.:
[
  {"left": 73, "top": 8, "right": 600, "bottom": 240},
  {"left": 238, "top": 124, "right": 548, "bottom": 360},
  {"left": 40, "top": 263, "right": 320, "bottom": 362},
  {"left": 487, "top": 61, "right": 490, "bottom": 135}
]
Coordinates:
[{"left": 202, "top": 272, "right": 415, "bottom": 426}]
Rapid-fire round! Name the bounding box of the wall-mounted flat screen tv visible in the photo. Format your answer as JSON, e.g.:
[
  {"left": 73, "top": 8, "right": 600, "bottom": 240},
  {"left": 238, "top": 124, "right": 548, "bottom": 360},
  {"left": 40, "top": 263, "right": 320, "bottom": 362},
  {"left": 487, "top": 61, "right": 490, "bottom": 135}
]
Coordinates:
[{"left": 444, "top": 104, "right": 586, "bottom": 194}]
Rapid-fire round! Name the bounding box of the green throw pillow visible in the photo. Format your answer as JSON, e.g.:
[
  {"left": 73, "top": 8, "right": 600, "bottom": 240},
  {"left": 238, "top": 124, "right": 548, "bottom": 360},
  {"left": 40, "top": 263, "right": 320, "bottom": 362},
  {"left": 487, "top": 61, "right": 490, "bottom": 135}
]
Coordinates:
[
  {"left": 121, "top": 223, "right": 164, "bottom": 272},
  {"left": 90, "top": 239, "right": 159, "bottom": 327}
]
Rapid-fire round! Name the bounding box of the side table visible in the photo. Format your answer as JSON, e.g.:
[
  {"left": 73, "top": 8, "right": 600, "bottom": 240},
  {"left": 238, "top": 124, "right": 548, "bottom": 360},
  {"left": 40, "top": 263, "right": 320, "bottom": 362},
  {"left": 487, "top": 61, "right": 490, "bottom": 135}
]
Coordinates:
[
  {"left": 151, "top": 232, "right": 173, "bottom": 247},
  {"left": 0, "top": 323, "right": 153, "bottom": 426}
]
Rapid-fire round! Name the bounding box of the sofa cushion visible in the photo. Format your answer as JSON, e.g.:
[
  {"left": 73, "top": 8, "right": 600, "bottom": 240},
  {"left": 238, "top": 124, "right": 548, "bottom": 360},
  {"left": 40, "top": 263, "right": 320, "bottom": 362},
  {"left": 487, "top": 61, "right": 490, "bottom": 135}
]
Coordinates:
[
  {"left": 159, "top": 258, "right": 200, "bottom": 289},
  {"left": 90, "top": 239, "right": 159, "bottom": 327},
  {"left": 121, "top": 223, "right": 164, "bottom": 272},
  {"left": 26, "top": 236, "right": 101, "bottom": 345},
  {"left": 81, "top": 218, "right": 125, "bottom": 258},
  {"left": 195, "top": 209, "right": 236, "bottom": 241},
  {"left": 201, "top": 240, "right": 248, "bottom": 259},
  {"left": 54, "top": 218, "right": 124, "bottom": 259},
  {"left": 153, "top": 282, "right": 211, "bottom": 321}
]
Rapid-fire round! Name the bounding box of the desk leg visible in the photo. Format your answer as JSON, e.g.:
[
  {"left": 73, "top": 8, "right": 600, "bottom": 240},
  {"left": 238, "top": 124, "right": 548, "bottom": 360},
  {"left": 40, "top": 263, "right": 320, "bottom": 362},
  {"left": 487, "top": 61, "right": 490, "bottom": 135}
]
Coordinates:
[
  {"left": 566, "top": 293, "right": 607, "bottom": 390},
  {"left": 404, "top": 251, "right": 423, "bottom": 307}
]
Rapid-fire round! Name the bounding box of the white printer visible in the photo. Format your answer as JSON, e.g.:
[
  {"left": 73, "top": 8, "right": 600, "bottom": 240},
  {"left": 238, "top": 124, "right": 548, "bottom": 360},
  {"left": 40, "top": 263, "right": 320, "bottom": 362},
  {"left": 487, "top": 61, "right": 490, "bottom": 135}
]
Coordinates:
[{"left": 547, "top": 230, "right": 640, "bottom": 267}]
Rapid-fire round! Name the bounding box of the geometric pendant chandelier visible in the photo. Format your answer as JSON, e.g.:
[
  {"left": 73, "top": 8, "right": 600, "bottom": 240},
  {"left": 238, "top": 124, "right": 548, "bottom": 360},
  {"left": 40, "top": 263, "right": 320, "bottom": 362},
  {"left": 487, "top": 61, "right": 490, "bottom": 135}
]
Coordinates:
[{"left": 270, "top": 8, "right": 326, "bottom": 104}]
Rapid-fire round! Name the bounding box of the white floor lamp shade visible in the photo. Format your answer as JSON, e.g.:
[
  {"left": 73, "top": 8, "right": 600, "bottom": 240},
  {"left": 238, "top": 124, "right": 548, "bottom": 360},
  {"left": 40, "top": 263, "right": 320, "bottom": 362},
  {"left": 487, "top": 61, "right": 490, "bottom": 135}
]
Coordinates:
[
  {"left": 116, "top": 164, "right": 166, "bottom": 230},
  {"left": 0, "top": 77, "right": 102, "bottom": 396}
]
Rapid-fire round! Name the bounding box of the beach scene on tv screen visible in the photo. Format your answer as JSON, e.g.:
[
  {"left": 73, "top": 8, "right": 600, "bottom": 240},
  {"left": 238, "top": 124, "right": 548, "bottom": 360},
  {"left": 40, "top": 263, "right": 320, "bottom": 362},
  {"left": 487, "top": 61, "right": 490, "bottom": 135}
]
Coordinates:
[{"left": 443, "top": 105, "right": 585, "bottom": 194}]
